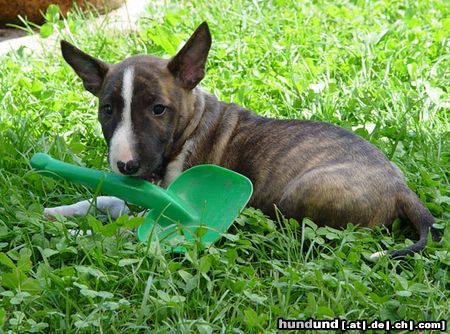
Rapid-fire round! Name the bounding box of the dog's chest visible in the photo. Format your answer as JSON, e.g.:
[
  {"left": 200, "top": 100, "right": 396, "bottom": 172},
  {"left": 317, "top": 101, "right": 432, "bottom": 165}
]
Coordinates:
[{"left": 162, "top": 139, "right": 194, "bottom": 187}]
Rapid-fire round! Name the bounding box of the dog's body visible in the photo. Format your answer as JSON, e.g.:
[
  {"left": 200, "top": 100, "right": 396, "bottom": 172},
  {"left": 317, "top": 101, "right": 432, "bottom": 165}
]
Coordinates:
[{"left": 53, "top": 23, "right": 438, "bottom": 257}]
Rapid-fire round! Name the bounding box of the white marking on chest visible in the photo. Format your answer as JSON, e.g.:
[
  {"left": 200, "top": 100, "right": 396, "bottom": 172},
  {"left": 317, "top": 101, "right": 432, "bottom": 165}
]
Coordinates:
[
  {"left": 162, "top": 140, "right": 194, "bottom": 187},
  {"left": 109, "top": 67, "right": 137, "bottom": 174}
]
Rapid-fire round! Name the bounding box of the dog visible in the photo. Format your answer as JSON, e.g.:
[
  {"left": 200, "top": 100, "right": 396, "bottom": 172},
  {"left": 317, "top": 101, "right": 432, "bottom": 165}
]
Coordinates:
[{"left": 47, "top": 22, "right": 439, "bottom": 258}]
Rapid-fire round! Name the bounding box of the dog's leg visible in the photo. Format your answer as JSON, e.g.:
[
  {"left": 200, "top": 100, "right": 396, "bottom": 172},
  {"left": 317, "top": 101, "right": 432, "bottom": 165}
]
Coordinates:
[{"left": 44, "top": 196, "right": 130, "bottom": 220}]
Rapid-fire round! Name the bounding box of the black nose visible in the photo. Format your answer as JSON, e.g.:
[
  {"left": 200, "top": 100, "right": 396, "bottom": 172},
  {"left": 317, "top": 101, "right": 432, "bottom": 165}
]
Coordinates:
[{"left": 117, "top": 159, "right": 140, "bottom": 175}]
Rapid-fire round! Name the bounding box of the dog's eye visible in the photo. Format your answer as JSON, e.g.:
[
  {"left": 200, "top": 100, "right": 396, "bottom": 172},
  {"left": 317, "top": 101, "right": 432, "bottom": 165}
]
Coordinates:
[
  {"left": 153, "top": 104, "right": 166, "bottom": 116},
  {"left": 102, "top": 104, "right": 113, "bottom": 115}
]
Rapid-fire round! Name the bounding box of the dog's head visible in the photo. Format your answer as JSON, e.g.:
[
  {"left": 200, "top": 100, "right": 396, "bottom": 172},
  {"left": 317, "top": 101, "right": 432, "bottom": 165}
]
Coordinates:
[{"left": 61, "top": 23, "right": 211, "bottom": 183}]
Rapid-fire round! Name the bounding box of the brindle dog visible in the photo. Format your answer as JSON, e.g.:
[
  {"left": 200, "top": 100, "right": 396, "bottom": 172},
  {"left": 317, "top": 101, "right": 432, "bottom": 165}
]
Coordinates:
[{"left": 57, "top": 22, "right": 439, "bottom": 257}]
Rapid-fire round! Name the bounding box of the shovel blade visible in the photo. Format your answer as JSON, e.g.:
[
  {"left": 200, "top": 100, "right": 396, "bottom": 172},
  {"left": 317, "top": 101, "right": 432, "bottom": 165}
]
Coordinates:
[{"left": 137, "top": 164, "right": 253, "bottom": 251}]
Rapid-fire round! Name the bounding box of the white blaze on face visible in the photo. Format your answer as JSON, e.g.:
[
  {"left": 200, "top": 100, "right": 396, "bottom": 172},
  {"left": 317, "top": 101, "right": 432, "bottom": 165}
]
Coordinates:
[{"left": 109, "top": 66, "right": 137, "bottom": 174}]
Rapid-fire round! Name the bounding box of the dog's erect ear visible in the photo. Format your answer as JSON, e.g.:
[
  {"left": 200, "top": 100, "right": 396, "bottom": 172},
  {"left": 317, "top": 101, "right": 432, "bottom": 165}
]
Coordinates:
[
  {"left": 168, "top": 22, "right": 212, "bottom": 90},
  {"left": 60, "top": 40, "right": 109, "bottom": 96}
]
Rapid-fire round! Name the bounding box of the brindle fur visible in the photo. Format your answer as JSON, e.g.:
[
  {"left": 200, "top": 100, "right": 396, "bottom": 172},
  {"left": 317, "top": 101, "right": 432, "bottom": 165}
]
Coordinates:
[{"left": 60, "top": 23, "right": 439, "bottom": 257}]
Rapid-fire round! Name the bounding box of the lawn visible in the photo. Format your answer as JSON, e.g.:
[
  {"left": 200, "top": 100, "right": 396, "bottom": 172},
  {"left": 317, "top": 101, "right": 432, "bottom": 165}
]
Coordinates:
[{"left": 0, "top": 0, "right": 449, "bottom": 332}]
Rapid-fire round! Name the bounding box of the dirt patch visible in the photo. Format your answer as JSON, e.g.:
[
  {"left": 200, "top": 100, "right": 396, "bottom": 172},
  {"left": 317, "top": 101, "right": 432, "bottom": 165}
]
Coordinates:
[{"left": 0, "top": 0, "right": 125, "bottom": 26}]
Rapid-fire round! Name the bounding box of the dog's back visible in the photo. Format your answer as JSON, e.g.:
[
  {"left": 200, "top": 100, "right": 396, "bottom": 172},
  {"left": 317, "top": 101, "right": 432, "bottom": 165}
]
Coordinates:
[{"left": 185, "top": 94, "right": 436, "bottom": 245}]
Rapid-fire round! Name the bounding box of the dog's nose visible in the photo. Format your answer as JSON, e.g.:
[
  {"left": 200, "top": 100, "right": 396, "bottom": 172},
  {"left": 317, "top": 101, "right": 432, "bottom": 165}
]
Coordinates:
[{"left": 117, "top": 159, "right": 140, "bottom": 175}]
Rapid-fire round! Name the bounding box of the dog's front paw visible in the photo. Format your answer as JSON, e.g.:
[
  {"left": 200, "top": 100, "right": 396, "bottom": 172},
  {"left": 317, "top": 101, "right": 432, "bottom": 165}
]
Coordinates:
[{"left": 43, "top": 196, "right": 130, "bottom": 220}]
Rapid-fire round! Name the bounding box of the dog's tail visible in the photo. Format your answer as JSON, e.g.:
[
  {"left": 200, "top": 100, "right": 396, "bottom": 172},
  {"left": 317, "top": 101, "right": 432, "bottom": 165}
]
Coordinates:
[{"left": 389, "top": 188, "right": 440, "bottom": 258}]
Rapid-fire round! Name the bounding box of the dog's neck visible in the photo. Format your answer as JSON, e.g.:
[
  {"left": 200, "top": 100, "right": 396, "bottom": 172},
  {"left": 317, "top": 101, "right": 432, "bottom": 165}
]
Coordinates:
[
  {"left": 185, "top": 89, "right": 248, "bottom": 166},
  {"left": 170, "top": 88, "right": 207, "bottom": 153},
  {"left": 162, "top": 86, "right": 263, "bottom": 186}
]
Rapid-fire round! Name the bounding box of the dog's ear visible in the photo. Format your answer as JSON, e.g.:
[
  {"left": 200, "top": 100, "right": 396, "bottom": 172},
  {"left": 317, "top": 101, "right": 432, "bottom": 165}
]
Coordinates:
[
  {"left": 168, "top": 22, "right": 211, "bottom": 90},
  {"left": 60, "top": 40, "right": 109, "bottom": 96}
]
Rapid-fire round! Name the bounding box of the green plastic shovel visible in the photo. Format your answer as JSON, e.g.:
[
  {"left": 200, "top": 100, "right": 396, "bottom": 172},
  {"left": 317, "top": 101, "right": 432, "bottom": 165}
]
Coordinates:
[{"left": 30, "top": 153, "right": 253, "bottom": 252}]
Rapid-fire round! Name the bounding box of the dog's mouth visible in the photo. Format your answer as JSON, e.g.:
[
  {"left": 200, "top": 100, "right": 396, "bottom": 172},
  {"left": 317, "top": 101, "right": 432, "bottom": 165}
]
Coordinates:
[
  {"left": 135, "top": 167, "right": 165, "bottom": 186},
  {"left": 111, "top": 157, "right": 167, "bottom": 186},
  {"left": 139, "top": 172, "right": 163, "bottom": 186}
]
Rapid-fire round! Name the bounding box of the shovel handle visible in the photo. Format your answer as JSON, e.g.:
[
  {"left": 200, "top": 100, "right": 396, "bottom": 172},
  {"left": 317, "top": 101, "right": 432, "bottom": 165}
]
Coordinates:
[{"left": 30, "top": 153, "right": 197, "bottom": 222}]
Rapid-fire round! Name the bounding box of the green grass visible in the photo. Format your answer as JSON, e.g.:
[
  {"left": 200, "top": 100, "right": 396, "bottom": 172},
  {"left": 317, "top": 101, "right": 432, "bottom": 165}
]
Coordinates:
[{"left": 0, "top": 0, "right": 449, "bottom": 332}]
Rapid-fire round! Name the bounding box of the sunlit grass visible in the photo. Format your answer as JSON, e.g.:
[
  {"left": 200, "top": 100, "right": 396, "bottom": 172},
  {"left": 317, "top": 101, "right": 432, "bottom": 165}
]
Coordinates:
[{"left": 0, "top": 0, "right": 448, "bottom": 332}]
